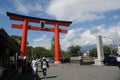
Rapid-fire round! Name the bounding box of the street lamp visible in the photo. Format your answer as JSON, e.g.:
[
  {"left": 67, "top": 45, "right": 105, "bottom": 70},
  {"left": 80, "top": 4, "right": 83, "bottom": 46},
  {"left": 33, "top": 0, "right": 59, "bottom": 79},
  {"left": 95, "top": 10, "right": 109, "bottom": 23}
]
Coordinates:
[{"left": 103, "top": 36, "right": 115, "bottom": 55}]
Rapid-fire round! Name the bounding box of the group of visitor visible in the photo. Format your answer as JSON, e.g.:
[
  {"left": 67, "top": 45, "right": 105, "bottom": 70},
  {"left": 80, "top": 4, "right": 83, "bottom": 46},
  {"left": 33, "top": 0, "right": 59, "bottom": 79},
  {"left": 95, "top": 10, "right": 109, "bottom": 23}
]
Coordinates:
[
  {"left": 17, "top": 56, "right": 49, "bottom": 80},
  {"left": 17, "top": 56, "right": 31, "bottom": 75}
]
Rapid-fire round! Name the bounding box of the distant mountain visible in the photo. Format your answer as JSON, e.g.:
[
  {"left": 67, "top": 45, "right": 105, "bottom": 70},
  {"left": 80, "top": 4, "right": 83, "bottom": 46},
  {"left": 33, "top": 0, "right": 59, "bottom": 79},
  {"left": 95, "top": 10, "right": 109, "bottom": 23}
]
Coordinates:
[{"left": 81, "top": 45, "right": 96, "bottom": 52}]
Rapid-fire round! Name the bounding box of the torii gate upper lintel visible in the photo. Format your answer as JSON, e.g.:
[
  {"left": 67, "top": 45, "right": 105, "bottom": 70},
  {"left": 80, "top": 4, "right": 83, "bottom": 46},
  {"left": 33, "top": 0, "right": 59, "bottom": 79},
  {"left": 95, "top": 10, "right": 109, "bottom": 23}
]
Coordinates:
[{"left": 7, "top": 12, "right": 72, "bottom": 63}]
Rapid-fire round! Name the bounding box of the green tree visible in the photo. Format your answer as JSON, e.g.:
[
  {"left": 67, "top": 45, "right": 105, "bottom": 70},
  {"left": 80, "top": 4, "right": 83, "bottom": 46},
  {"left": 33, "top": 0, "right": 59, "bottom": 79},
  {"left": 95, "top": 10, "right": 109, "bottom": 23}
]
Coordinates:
[
  {"left": 103, "top": 45, "right": 117, "bottom": 55},
  {"left": 33, "top": 47, "right": 51, "bottom": 58},
  {"left": 26, "top": 46, "right": 33, "bottom": 57},
  {"left": 60, "top": 50, "right": 70, "bottom": 58},
  {"left": 33, "top": 47, "right": 43, "bottom": 58},
  {"left": 49, "top": 37, "right": 55, "bottom": 57},
  {"left": 103, "top": 46, "right": 111, "bottom": 55},
  {"left": 89, "top": 47, "right": 97, "bottom": 57},
  {"left": 10, "top": 35, "right": 21, "bottom": 40},
  {"left": 67, "top": 45, "right": 81, "bottom": 56},
  {"left": 10, "top": 35, "right": 21, "bottom": 45},
  {"left": 89, "top": 45, "right": 116, "bottom": 57},
  {"left": 10, "top": 35, "right": 29, "bottom": 45}
]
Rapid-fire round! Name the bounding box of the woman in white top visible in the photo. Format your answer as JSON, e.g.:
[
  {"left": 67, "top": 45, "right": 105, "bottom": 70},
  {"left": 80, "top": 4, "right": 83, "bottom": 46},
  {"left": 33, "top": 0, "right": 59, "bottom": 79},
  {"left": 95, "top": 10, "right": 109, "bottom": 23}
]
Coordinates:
[
  {"left": 31, "top": 57, "right": 38, "bottom": 80},
  {"left": 41, "top": 57, "right": 49, "bottom": 79}
]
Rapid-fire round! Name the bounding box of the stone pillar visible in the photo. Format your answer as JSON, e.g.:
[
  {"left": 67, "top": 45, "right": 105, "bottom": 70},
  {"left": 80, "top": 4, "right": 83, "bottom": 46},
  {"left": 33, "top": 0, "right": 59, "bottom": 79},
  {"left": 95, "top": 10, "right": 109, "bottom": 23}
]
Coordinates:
[{"left": 94, "top": 35, "right": 104, "bottom": 65}]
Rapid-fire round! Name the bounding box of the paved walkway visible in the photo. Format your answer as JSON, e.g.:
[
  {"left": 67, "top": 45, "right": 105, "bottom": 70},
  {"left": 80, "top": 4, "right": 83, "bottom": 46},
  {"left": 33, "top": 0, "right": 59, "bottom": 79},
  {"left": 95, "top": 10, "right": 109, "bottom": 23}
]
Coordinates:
[{"left": 10, "top": 63, "right": 120, "bottom": 80}]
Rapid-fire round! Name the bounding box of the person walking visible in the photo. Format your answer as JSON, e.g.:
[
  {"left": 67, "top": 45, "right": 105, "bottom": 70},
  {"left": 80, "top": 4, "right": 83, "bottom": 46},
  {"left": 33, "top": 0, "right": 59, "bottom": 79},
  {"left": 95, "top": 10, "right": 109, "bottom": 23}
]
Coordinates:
[
  {"left": 31, "top": 57, "right": 38, "bottom": 80},
  {"left": 41, "top": 57, "right": 49, "bottom": 79},
  {"left": 116, "top": 55, "right": 120, "bottom": 69},
  {"left": 17, "top": 57, "right": 23, "bottom": 75}
]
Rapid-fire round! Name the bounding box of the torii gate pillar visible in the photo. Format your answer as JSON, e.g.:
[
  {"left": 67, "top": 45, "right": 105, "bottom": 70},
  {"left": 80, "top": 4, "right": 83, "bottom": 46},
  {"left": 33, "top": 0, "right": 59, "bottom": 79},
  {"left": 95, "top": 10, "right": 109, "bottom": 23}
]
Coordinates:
[
  {"left": 21, "top": 19, "right": 28, "bottom": 58},
  {"left": 54, "top": 23, "right": 60, "bottom": 63}
]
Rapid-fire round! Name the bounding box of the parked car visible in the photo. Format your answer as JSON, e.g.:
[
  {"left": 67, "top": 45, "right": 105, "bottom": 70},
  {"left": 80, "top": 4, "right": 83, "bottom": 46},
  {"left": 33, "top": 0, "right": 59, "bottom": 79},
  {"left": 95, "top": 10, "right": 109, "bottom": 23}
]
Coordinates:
[
  {"left": 46, "top": 57, "right": 54, "bottom": 63},
  {"left": 103, "top": 56, "right": 118, "bottom": 66},
  {"left": 61, "top": 57, "right": 70, "bottom": 63},
  {"left": 80, "top": 56, "right": 94, "bottom": 65}
]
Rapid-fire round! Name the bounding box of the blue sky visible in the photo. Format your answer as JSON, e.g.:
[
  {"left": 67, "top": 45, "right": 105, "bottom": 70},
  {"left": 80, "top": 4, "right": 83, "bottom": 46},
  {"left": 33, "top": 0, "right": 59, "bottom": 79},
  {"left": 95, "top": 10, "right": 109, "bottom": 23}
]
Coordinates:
[{"left": 0, "top": 0, "right": 120, "bottom": 51}]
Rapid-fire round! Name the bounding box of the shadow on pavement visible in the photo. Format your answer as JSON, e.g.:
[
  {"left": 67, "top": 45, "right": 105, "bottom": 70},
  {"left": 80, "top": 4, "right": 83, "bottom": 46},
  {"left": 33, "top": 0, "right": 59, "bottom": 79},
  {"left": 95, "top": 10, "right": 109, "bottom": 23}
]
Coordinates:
[
  {"left": 10, "top": 72, "right": 41, "bottom": 80},
  {"left": 21, "top": 73, "right": 41, "bottom": 80},
  {"left": 40, "top": 76, "right": 58, "bottom": 80},
  {"left": 35, "top": 74, "right": 41, "bottom": 80}
]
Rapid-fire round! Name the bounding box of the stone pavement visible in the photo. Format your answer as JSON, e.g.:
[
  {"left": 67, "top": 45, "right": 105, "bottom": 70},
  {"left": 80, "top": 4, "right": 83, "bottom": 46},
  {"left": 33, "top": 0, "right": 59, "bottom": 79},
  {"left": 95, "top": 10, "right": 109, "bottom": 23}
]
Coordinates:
[{"left": 10, "top": 63, "right": 120, "bottom": 80}]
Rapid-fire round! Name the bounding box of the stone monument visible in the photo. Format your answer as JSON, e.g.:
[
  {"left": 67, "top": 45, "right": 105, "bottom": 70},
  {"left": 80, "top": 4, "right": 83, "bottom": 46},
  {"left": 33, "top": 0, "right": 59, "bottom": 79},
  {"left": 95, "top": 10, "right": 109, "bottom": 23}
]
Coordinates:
[{"left": 94, "top": 35, "right": 104, "bottom": 65}]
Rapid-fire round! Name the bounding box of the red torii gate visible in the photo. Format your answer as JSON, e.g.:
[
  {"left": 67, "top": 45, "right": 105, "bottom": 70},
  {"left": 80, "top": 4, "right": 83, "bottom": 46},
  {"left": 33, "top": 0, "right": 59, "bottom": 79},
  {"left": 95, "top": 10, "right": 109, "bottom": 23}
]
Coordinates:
[{"left": 7, "top": 12, "right": 72, "bottom": 63}]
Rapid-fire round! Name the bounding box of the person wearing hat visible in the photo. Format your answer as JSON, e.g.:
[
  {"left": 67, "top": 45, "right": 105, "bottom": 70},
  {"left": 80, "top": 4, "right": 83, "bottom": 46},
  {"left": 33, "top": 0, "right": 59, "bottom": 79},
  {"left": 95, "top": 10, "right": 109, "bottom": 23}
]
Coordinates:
[{"left": 41, "top": 57, "right": 49, "bottom": 79}]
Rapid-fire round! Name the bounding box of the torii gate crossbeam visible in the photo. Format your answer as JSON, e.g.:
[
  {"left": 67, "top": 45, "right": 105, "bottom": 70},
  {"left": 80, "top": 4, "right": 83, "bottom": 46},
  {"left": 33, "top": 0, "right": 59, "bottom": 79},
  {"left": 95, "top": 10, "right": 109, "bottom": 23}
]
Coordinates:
[{"left": 7, "top": 12, "right": 72, "bottom": 63}]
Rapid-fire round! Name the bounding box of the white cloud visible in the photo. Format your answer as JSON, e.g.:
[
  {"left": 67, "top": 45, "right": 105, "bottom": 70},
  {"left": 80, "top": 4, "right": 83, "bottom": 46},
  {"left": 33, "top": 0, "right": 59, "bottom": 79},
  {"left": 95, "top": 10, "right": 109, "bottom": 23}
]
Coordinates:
[
  {"left": 31, "top": 35, "right": 51, "bottom": 49},
  {"left": 111, "top": 15, "right": 120, "bottom": 19},
  {"left": 0, "top": 9, "right": 5, "bottom": 15},
  {"left": 60, "top": 22, "right": 120, "bottom": 50},
  {"left": 30, "top": 22, "right": 120, "bottom": 51},
  {"left": 11, "top": 0, "right": 42, "bottom": 14},
  {"left": 47, "top": 0, "right": 120, "bottom": 22}
]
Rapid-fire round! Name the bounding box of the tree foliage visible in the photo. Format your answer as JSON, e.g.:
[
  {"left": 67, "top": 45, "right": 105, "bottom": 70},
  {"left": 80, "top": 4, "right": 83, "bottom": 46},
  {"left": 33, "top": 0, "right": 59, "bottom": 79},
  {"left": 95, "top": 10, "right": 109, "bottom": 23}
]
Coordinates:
[
  {"left": 89, "top": 45, "right": 117, "bottom": 57},
  {"left": 32, "top": 47, "right": 50, "bottom": 58},
  {"left": 49, "top": 37, "right": 55, "bottom": 57},
  {"left": 60, "top": 50, "right": 70, "bottom": 58},
  {"left": 67, "top": 45, "right": 81, "bottom": 56},
  {"left": 26, "top": 46, "right": 33, "bottom": 57},
  {"left": 10, "top": 35, "right": 21, "bottom": 40},
  {"left": 10, "top": 35, "right": 21, "bottom": 45},
  {"left": 89, "top": 47, "right": 97, "bottom": 57},
  {"left": 10, "top": 35, "right": 29, "bottom": 45},
  {"left": 103, "top": 46, "right": 111, "bottom": 55}
]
